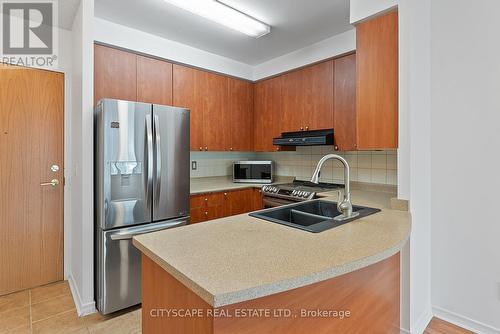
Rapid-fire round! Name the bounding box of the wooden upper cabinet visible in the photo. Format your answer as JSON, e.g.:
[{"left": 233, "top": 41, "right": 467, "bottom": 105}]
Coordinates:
[
  {"left": 137, "top": 55, "right": 173, "bottom": 105},
  {"left": 280, "top": 60, "right": 334, "bottom": 132},
  {"left": 173, "top": 65, "right": 229, "bottom": 151},
  {"left": 334, "top": 54, "right": 357, "bottom": 151},
  {"left": 94, "top": 44, "right": 137, "bottom": 105},
  {"left": 199, "top": 71, "right": 229, "bottom": 151},
  {"left": 228, "top": 78, "right": 254, "bottom": 151},
  {"left": 254, "top": 77, "right": 282, "bottom": 152},
  {"left": 173, "top": 65, "right": 204, "bottom": 151},
  {"left": 281, "top": 70, "right": 305, "bottom": 132},
  {"left": 303, "top": 61, "right": 334, "bottom": 131},
  {"left": 356, "top": 11, "right": 399, "bottom": 149}
]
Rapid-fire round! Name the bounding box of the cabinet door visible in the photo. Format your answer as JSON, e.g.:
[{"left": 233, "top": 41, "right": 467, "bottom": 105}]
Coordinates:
[
  {"left": 356, "top": 11, "right": 398, "bottom": 149},
  {"left": 94, "top": 44, "right": 137, "bottom": 105},
  {"left": 334, "top": 54, "right": 357, "bottom": 151},
  {"left": 173, "top": 65, "right": 204, "bottom": 151},
  {"left": 281, "top": 70, "right": 305, "bottom": 132},
  {"left": 303, "top": 61, "right": 334, "bottom": 131},
  {"left": 137, "top": 56, "right": 173, "bottom": 105},
  {"left": 200, "top": 72, "right": 229, "bottom": 151},
  {"left": 254, "top": 77, "right": 282, "bottom": 152},
  {"left": 252, "top": 188, "right": 263, "bottom": 211},
  {"left": 224, "top": 189, "right": 254, "bottom": 217},
  {"left": 228, "top": 78, "right": 254, "bottom": 151}
]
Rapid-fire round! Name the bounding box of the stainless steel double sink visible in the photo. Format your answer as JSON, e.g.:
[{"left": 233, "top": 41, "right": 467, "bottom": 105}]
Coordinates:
[{"left": 249, "top": 200, "right": 380, "bottom": 233}]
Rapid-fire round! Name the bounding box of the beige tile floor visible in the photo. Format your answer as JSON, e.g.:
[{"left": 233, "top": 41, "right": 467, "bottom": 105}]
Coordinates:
[{"left": 0, "top": 281, "right": 141, "bottom": 334}]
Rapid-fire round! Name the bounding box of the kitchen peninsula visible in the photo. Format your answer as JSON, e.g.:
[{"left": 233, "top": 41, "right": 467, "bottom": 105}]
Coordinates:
[{"left": 133, "top": 190, "right": 410, "bottom": 333}]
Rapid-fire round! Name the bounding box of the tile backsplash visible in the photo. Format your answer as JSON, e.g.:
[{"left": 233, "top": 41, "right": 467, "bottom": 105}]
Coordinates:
[{"left": 190, "top": 146, "right": 397, "bottom": 186}]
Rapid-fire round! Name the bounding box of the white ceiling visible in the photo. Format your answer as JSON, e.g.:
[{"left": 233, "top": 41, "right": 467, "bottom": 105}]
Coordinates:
[
  {"left": 94, "top": 0, "right": 353, "bottom": 65},
  {"left": 59, "top": 0, "right": 81, "bottom": 30}
]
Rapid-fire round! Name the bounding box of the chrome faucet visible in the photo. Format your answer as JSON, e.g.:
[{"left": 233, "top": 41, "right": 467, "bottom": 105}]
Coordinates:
[{"left": 310, "top": 154, "right": 359, "bottom": 221}]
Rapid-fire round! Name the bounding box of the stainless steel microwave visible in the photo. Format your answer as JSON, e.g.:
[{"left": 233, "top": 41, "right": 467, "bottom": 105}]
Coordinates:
[{"left": 233, "top": 161, "right": 274, "bottom": 184}]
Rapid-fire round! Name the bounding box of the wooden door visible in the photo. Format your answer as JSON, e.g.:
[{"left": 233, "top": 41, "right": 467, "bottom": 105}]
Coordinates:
[
  {"left": 303, "top": 61, "right": 334, "bottom": 131},
  {"left": 356, "top": 11, "right": 399, "bottom": 149},
  {"left": 94, "top": 44, "right": 137, "bottom": 105},
  {"left": 200, "top": 72, "right": 229, "bottom": 151},
  {"left": 173, "top": 65, "right": 204, "bottom": 151},
  {"left": 137, "top": 55, "right": 173, "bottom": 105},
  {"left": 254, "top": 77, "right": 282, "bottom": 152},
  {"left": 0, "top": 65, "right": 64, "bottom": 295},
  {"left": 334, "top": 54, "right": 357, "bottom": 151},
  {"left": 228, "top": 78, "right": 254, "bottom": 151}
]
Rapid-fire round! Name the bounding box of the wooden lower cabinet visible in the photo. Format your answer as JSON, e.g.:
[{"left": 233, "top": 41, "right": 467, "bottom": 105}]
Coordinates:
[
  {"left": 141, "top": 253, "right": 400, "bottom": 334},
  {"left": 190, "top": 188, "right": 262, "bottom": 224}
]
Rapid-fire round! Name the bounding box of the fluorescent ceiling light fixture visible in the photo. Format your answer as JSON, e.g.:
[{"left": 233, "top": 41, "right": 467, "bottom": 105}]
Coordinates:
[{"left": 163, "top": 0, "right": 271, "bottom": 38}]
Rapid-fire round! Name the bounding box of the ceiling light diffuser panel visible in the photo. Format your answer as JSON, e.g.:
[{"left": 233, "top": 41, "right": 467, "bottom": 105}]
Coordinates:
[{"left": 163, "top": 0, "right": 271, "bottom": 38}]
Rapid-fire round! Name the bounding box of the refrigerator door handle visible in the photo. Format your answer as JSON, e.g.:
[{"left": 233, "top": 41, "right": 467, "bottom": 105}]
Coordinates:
[
  {"left": 145, "top": 116, "right": 153, "bottom": 212},
  {"left": 109, "top": 218, "right": 188, "bottom": 241},
  {"left": 154, "top": 114, "right": 161, "bottom": 206}
]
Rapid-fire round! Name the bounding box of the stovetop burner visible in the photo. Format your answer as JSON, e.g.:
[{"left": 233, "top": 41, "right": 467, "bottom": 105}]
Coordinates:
[{"left": 262, "top": 179, "right": 344, "bottom": 202}]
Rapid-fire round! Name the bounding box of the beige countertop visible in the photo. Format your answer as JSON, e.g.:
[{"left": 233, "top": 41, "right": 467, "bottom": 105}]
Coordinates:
[
  {"left": 190, "top": 176, "right": 295, "bottom": 194},
  {"left": 134, "top": 186, "right": 411, "bottom": 308}
]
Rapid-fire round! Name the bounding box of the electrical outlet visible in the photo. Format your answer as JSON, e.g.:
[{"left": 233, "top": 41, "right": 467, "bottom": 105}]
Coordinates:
[{"left": 191, "top": 161, "right": 197, "bottom": 170}]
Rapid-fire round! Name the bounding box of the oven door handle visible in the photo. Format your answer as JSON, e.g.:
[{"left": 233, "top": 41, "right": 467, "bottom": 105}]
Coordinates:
[{"left": 263, "top": 197, "right": 294, "bottom": 208}]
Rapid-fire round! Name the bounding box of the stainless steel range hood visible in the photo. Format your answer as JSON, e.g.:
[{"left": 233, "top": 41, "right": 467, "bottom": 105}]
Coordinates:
[{"left": 273, "top": 129, "right": 334, "bottom": 146}]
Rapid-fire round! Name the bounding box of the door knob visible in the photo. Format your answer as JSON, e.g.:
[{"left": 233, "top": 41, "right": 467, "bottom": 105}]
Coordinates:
[{"left": 40, "top": 179, "right": 60, "bottom": 187}]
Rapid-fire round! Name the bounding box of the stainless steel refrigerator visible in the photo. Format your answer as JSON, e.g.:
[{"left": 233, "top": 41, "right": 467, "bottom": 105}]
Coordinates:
[{"left": 94, "top": 99, "right": 190, "bottom": 314}]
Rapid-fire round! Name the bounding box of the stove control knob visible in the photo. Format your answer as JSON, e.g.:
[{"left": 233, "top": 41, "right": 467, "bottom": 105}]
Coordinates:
[
  {"left": 302, "top": 192, "right": 310, "bottom": 198},
  {"left": 297, "top": 191, "right": 303, "bottom": 197},
  {"left": 263, "top": 186, "right": 269, "bottom": 192}
]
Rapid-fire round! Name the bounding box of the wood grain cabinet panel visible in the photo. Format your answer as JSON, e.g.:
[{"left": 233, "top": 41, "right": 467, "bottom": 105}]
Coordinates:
[
  {"left": 173, "top": 65, "right": 204, "bottom": 151},
  {"left": 223, "top": 189, "right": 254, "bottom": 216},
  {"left": 228, "top": 78, "right": 254, "bottom": 151},
  {"left": 356, "top": 11, "right": 399, "bottom": 149},
  {"left": 137, "top": 55, "right": 173, "bottom": 105},
  {"left": 252, "top": 188, "right": 264, "bottom": 211},
  {"left": 199, "top": 72, "right": 229, "bottom": 151},
  {"left": 281, "top": 61, "right": 334, "bottom": 133},
  {"left": 94, "top": 44, "right": 137, "bottom": 105},
  {"left": 334, "top": 54, "right": 357, "bottom": 151},
  {"left": 254, "top": 77, "right": 282, "bottom": 152},
  {"left": 303, "top": 60, "right": 334, "bottom": 131}
]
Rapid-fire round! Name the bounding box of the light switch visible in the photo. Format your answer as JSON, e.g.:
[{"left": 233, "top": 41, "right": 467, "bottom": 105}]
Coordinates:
[{"left": 191, "top": 161, "right": 197, "bottom": 170}]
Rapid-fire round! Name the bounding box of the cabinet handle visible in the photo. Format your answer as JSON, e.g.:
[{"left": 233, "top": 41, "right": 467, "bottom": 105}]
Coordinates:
[
  {"left": 300, "top": 126, "right": 304, "bottom": 131},
  {"left": 230, "top": 148, "right": 233, "bottom": 151},
  {"left": 224, "top": 193, "right": 227, "bottom": 196},
  {"left": 205, "top": 146, "right": 208, "bottom": 151},
  {"left": 199, "top": 147, "right": 203, "bottom": 151},
  {"left": 334, "top": 145, "right": 339, "bottom": 151},
  {"left": 205, "top": 211, "right": 208, "bottom": 216},
  {"left": 204, "top": 198, "right": 208, "bottom": 202},
  {"left": 305, "top": 126, "right": 309, "bottom": 130}
]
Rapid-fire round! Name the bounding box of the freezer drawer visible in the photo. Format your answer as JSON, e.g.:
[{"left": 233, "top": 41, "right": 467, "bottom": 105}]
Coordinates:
[{"left": 95, "top": 218, "right": 187, "bottom": 315}]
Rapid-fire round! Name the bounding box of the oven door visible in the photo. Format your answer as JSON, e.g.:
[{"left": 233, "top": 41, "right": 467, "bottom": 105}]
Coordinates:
[{"left": 262, "top": 196, "right": 295, "bottom": 208}]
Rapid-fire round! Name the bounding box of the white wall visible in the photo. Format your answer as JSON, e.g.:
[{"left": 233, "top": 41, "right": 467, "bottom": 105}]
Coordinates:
[
  {"left": 430, "top": 1, "right": 500, "bottom": 332},
  {"left": 93, "top": 18, "right": 253, "bottom": 80},
  {"left": 398, "top": 0, "right": 433, "bottom": 332},
  {"left": 252, "top": 30, "right": 355, "bottom": 80},
  {"left": 350, "top": 0, "right": 398, "bottom": 24},
  {"left": 68, "top": 0, "right": 95, "bottom": 316}
]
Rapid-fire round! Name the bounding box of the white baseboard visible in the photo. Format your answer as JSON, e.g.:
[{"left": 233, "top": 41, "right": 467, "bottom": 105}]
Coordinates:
[
  {"left": 411, "top": 308, "right": 433, "bottom": 334},
  {"left": 67, "top": 274, "right": 96, "bottom": 317},
  {"left": 432, "top": 306, "right": 500, "bottom": 334}
]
